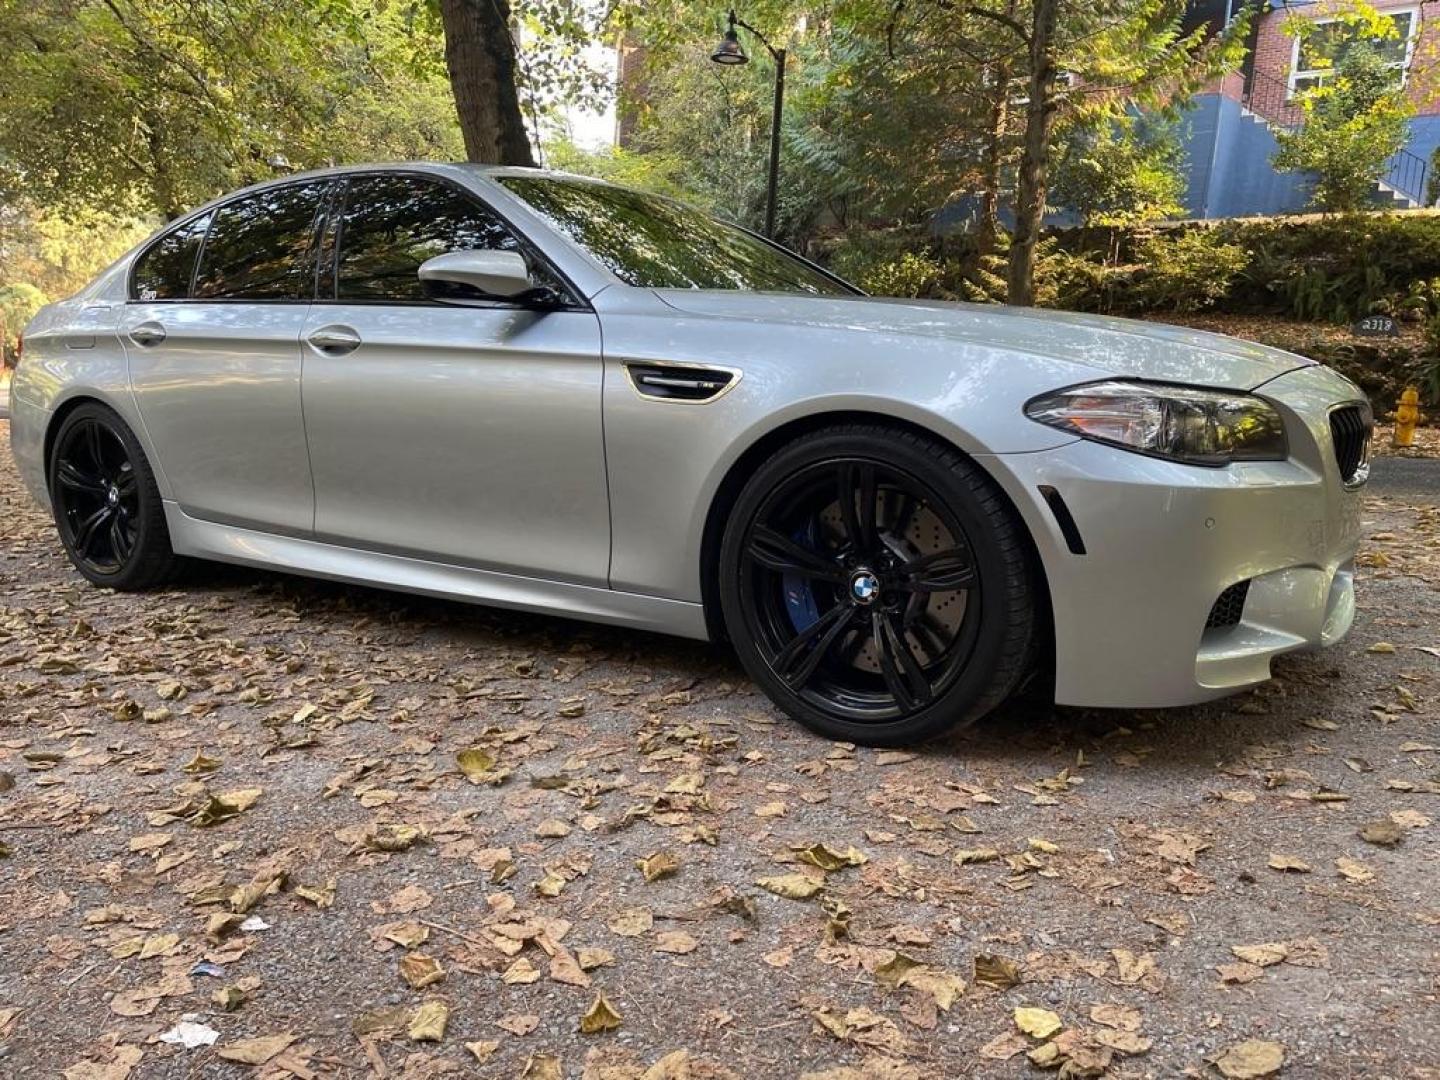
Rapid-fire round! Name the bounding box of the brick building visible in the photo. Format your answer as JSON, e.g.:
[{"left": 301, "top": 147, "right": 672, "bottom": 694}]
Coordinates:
[{"left": 1180, "top": 0, "right": 1440, "bottom": 216}]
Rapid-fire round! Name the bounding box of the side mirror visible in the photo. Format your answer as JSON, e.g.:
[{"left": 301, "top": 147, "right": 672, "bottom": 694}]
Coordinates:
[{"left": 418, "top": 250, "right": 534, "bottom": 299}]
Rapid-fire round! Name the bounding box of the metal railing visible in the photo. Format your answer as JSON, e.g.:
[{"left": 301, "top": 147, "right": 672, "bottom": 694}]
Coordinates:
[
  {"left": 1239, "top": 67, "right": 1305, "bottom": 129},
  {"left": 1381, "top": 145, "right": 1431, "bottom": 205},
  {"left": 1239, "top": 66, "right": 1431, "bottom": 206}
]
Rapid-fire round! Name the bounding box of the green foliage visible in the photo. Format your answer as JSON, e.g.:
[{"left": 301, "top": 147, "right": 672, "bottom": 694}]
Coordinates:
[
  {"left": 610, "top": 0, "right": 1249, "bottom": 261},
  {"left": 1132, "top": 229, "right": 1247, "bottom": 313},
  {"left": 850, "top": 251, "right": 945, "bottom": 298},
  {"left": 0, "top": 202, "right": 150, "bottom": 347},
  {"left": 0, "top": 0, "right": 463, "bottom": 219},
  {"left": 1220, "top": 213, "right": 1440, "bottom": 323},
  {"left": 544, "top": 139, "right": 699, "bottom": 203},
  {"left": 0, "top": 283, "right": 48, "bottom": 363},
  {"left": 1397, "top": 278, "right": 1440, "bottom": 404},
  {"left": 1273, "top": 41, "right": 1414, "bottom": 213},
  {"left": 1050, "top": 116, "right": 1186, "bottom": 228},
  {"left": 1042, "top": 249, "right": 1120, "bottom": 312}
]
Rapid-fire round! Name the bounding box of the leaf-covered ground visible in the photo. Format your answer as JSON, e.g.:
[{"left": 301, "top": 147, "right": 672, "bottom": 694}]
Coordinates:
[{"left": 2, "top": 420, "right": 1438, "bottom": 1080}]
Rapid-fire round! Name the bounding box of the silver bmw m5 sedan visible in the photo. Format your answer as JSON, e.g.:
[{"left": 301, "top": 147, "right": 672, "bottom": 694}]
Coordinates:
[{"left": 9, "top": 163, "right": 1372, "bottom": 744}]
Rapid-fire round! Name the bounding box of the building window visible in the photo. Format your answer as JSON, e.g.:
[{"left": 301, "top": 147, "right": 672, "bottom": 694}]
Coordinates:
[{"left": 1289, "top": 8, "right": 1419, "bottom": 97}]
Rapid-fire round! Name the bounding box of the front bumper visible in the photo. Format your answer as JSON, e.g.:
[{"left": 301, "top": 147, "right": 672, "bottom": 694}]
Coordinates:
[{"left": 984, "top": 363, "right": 1366, "bottom": 709}]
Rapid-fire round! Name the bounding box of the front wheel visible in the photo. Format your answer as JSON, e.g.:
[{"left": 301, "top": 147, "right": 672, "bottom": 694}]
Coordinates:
[
  {"left": 48, "top": 402, "right": 177, "bottom": 591},
  {"left": 718, "top": 425, "right": 1036, "bottom": 745}
]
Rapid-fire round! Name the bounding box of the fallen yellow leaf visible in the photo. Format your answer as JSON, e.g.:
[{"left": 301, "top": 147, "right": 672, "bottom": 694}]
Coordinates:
[{"left": 579, "top": 993, "right": 623, "bottom": 1034}]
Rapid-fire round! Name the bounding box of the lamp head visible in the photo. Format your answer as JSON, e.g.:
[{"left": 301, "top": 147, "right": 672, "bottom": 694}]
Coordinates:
[{"left": 711, "top": 13, "right": 748, "bottom": 65}]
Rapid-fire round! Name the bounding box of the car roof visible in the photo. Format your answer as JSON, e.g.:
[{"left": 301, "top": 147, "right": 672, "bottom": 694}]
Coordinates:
[{"left": 208, "top": 161, "right": 606, "bottom": 200}]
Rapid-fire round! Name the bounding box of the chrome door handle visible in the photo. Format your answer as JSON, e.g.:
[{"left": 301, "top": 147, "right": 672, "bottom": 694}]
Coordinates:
[
  {"left": 307, "top": 325, "right": 361, "bottom": 354},
  {"left": 128, "top": 321, "right": 166, "bottom": 347}
]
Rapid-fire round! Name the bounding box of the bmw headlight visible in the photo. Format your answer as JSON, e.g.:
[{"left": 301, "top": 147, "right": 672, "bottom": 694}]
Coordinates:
[{"left": 1024, "top": 381, "right": 1287, "bottom": 466}]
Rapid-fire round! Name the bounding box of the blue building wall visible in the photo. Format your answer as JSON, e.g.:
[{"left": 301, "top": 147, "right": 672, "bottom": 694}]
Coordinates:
[
  {"left": 1180, "top": 92, "right": 1439, "bottom": 218},
  {"left": 1180, "top": 93, "right": 1313, "bottom": 217},
  {"left": 1410, "top": 115, "right": 1440, "bottom": 194}
]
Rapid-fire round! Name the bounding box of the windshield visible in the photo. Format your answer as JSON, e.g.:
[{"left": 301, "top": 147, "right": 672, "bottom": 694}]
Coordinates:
[{"left": 496, "top": 175, "right": 858, "bottom": 296}]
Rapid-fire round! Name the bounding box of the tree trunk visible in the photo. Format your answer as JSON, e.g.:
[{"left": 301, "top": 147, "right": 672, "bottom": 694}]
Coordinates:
[
  {"left": 1007, "top": 0, "right": 1059, "bottom": 306},
  {"left": 977, "top": 60, "right": 1010, "bottom": 255},
  {"left": 439, "top": 0, "right": 535, "bottom": 166}
]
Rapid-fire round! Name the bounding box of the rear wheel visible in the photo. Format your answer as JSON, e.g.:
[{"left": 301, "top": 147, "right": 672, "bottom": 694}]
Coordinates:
[
  {"left": 719, "top": 425, "right": 1035, "bottom": 745},
  {"left": 48, "top": 403, "right": 176, "bottom": 590}
]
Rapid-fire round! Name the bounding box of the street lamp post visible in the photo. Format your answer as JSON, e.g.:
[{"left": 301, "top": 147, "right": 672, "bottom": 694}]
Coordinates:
[{"left": 711, "top": 9, "right": 786, "bottom": 239}]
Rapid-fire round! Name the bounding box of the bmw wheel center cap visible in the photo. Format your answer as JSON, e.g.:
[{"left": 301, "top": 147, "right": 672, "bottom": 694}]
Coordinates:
[{"left": 850, "top": 570, "right": 880, "bottom": 605}]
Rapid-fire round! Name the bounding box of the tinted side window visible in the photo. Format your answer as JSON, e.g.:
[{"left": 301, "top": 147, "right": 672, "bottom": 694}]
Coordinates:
[
  {"left": 132, "top": 212, "right": 212, "bottom": 300},
  {"left": 336, "top": 175, "right": 553, "bottom": 302},
  {"left": 193, "top": 182, "right": 328, "bottom": 300}
]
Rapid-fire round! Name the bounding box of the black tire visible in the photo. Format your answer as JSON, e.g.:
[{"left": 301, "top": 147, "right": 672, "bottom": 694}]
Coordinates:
[
  {"left": 718, "top": 424, "right": 1035, "bottom": 745},
  {"left": 47, "top": 402, "right": 177, "bottom": 591}
]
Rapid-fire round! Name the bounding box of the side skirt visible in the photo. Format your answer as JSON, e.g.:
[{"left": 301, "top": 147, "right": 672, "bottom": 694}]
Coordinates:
[{"left": 163, "top": 503, "right": 711, "bottom": 641}]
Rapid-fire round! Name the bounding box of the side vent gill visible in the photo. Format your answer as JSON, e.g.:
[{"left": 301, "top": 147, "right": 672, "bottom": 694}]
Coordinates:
[
  {"left": 1037, "top": 485, "right": 1086, "bottom": 555},
  {"left": 625, "top": 362, "right": 737, "bottom": 403}
]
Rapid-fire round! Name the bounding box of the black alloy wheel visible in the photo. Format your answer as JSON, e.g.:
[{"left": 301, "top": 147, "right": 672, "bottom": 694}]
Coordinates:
[
  {"left": 720, "top": 425, "right": 1035, "bottom": 745},
  {"left": 48, "top": 403, "right": 176, "bottom": 590}
]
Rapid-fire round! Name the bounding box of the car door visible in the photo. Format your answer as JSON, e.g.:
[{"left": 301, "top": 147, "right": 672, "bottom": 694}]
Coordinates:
[
  {"left": 123, "top": 180, "right": 330, "bottom": 535},
  {"left": 299, "top": 172, "right": 610, "bottom": 586}
]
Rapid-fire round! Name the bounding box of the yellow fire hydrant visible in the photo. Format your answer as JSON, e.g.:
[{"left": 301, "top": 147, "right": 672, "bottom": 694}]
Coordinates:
[{"left": 1392, "top": 386, "right": 1421, "bottom": 448}]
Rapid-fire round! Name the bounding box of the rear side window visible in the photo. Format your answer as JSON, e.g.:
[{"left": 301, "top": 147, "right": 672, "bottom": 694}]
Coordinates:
[
  {"left": 193, "top": 182, "right": 328, "bottom": 300},
  {"left": 132, "top": 212, "right": 212, "bottom": 300},
  {"left": 334, "top": 174, "right": 554, "bottom": 302}
]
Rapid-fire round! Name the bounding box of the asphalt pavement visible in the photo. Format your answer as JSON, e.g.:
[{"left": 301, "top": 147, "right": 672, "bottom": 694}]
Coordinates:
[{"left": 1369, "top": 453, "right": 1440, "bottom": 500}]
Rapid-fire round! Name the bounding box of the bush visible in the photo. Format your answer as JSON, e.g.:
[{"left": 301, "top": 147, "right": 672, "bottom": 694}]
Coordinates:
[
  {"left": 827, "top": 230, "right": 946, "bottom": 298},
  {"left": 1062, "top": 212, "right": 1440, "bottom": 324},
  {"left": 1040, "top": 249, "right": 1120, "bottom": 313},
  {"left": 852, "top": 251, "right": 946, "bottom": 298},
  {"left": 1131, "top": 230, "right": 1248, "bottom": 313}
]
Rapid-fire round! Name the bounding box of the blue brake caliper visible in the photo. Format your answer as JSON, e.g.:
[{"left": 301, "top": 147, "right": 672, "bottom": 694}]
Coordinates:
[{"left": 782, "top": 521, "right": 823, "bottom": 633}]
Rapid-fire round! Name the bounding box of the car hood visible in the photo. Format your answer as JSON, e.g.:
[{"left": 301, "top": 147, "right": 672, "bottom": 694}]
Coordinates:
[{"left": 653, "top": 291, "right": 1313, "bottom": 392}]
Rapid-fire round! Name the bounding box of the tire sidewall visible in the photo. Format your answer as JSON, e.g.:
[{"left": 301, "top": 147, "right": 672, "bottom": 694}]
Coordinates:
[{"left": 719, "top": 429, "right": 1025, "bottom": 745}]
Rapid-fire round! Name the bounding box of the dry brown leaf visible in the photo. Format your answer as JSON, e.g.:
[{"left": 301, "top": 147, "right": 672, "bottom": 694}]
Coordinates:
[
  {"left": 497, "top": 1013, "right": 540, "bottom": 1036},
  {"left": 579, "top": 992, "right": 623, "bottom": 1034},
  {"left": 1359, "top": 818, "right": 1404, "bottom": 847},
  {"left": 1336, "top": 856, "right": 1375, "bottom": 883},
  {"left": 549, "top": 943, "right": 591, "bottom": 987},
  {"left": 465, "top": 1040, "right": 500, "bottom": 1064},
  {"left": 109, "top": 988, "right": 162, "bottom": 1017},
  {"left": 62, "top": 1044, "right": 144, "bottom": 1080},
  {"left": 408, "top": 1000, "right": 449, "bottom": 1042},
  {"left": 978, "top": 1031, "right": 1029, "bottom": 1061},
  {"left": 520, "top": 1053, "right": 563, "bottom": 1079},
  {"left": 1014, "top": 1006, "right": 1062, "bottom": 1039},
  {"left": 756, "top": 872, "right": 823, "bottom": 900},
  {"left": 217, "top": 1033, "right": 297, "bottom": 1065},
  {"left": 973, "top": 954, "right": 1022, "bottom": 990},
  {"left": 953, "top": 848, "right": 1001, "bottom": 865},
  {"left": 795, "top": 842, "right": 868, "bottom": 871},
  {"left": 1231, "top": 943, "right": 1287, "bottom": 967},
  {"left": 398, "top": 953, "right": 445, "bottom": 989},
  {"left": 1266, "top": 853, "right": 1311, "bottom": 873},
  {"left": 1214, "top": 1039, "right": 1285, "bottom": 1078},
  {"left": 607, "top": 908, "right": 653, "bottom": 937},
  {"left": 637, "top": 851, "right": 680, "bottom": 883},
  {"left": 654, "top": 930, "right": 699, "bottom": 954}
]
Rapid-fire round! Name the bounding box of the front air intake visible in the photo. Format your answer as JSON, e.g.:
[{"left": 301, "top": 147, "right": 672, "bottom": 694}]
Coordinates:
[{"left": 1205, "top": 580, "right": 1250, "bottom": 630}]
